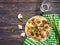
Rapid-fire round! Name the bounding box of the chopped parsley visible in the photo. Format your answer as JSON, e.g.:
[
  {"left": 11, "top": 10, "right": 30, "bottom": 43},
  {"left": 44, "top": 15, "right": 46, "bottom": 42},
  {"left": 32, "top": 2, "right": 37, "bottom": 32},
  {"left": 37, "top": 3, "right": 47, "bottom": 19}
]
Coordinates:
[
  {"left": 45, "top": 26, "right": 49, "bottom": 29},
  {"left": 24, "top": 12, "right": 29, "bottom": 19},
  {"left": 31, "top": 27, "right": 38, "bottom": 32},
  {"left": 24, "top": 15, "right": 29, "bottom": 19},
  {"left": 11, "top": 28, "right": 15, "bottom": 32},
  {"left": 18, "top": 18, "right": 23, "bottom": 22}
]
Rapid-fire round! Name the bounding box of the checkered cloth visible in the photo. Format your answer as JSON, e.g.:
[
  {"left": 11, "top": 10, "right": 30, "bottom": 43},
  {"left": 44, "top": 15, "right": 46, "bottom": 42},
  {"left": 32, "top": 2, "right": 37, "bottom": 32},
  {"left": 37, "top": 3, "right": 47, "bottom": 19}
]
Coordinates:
[{"left": 23, "top": 14, "right": 59, "bottom": 45}]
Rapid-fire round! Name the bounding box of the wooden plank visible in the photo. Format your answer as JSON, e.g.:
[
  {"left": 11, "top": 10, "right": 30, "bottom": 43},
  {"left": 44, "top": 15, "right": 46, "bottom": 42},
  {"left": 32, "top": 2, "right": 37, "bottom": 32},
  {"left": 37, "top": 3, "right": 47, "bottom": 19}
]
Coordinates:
[
  {"left": 0, "top": 0, "right": 60, "bottom": 2},
  {"left": 0, "top": 3, "right": 36, "bottom": 10},
  {"left": 0, "top": 2, "right": 60, "bottom": 14},
  {"left": 0, "top": 40, "right": 21, "bottom": 45},
  {"left": 0, "top": 0, "right": 37, "bottom": 2}
]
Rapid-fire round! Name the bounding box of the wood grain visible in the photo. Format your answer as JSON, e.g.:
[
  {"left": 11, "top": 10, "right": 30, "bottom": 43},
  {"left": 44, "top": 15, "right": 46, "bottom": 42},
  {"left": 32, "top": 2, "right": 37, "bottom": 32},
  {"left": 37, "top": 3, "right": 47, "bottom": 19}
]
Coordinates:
[
  {"left": 0, "top": 0, "right": 60, "bottom": 2},
  {"left": 0, "top": 0, "right": 60, "bottom": 45}
]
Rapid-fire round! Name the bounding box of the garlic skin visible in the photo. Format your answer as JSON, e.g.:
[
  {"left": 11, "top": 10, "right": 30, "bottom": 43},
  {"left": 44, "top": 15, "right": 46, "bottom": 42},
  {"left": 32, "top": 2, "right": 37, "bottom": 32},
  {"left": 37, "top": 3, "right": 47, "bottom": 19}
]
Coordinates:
[
  {"left": 20, "top": 32, "right": 25, "bottom": 37},
  {"left": 18, "top": 14, "right": 23, "bottom": 19},
  {"left": 18, "top": 25, "right": 22, "bottom": 29}
]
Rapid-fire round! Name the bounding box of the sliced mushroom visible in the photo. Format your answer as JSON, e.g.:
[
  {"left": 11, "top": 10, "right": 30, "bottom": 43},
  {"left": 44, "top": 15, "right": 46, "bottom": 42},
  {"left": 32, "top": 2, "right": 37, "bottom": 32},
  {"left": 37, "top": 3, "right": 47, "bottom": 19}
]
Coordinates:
[
  {"left": 38, "top": 27, "right": 43, "bottom": 32},
  {"left": 27, "top": 26, "right": 30, "bottom": 30},
  {"left": 33, "top": 35, "right": 38, "bottom": 41},
  {"left": 43, "top": 28, "right": 46, "bottom": 31},
  {"left": 27, "top": 30, "right": 33, "bottom": 37},
  {"left": 37, "top": 21, "right": 40, "bottom": 24},
  {"left": 31, "top": 32, "right": 34, "bottom": 36},
  {"left": 31, "top": 18, "right": 35, "bottom": 21},
  {"left": 35, "top": 33, "right": 39, "bottom": 37},
  {"left": 38, "top": 36, "right": 42, "bottom": 41},
  {"left": 40, "top": 23, "right": 44, "bottom": 27},
  {"left": 46, "top": 30, "right": 51, "bottom": 36},
  {"left": 42, "top": 20, "right": 50, "bottom": 24},
  {"left": 40, "top": 31, "right": 47, "bottom": 38}
]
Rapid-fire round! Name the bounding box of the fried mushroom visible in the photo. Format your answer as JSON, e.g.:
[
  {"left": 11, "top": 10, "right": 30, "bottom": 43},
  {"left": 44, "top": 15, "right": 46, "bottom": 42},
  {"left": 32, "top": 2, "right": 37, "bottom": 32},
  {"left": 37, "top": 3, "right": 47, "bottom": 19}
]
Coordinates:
[
  {"left": 42, "top": 20, "right": 50, "bottom": 24},
  {"left": 38, "top": 36, "right": 42, "bottom": 41},
  {"left": 40, "top": 31, "right": 47, "bottom": 38}
]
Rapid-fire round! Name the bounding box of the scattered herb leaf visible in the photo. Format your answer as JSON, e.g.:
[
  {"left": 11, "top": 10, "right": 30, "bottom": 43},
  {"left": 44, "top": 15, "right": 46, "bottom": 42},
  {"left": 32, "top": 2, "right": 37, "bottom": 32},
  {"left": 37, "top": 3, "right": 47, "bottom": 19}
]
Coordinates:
[
  {"left": 11, "top": 28, "right": 15, "bottom": 32},
  {"left": 24, "top": 15, "right": 29, "bottom": 19},
  {"left": 45, "top": 26, "right": 49, "bottom": 29},
  {"left": 31, "top": 27, "right": 38, "bottom": 32},
  {"left": 24, "top": 12, "right": 29, "bottom": 19},
  {"left": 18, "top": 18, "right": 23, "bottom": 22}
]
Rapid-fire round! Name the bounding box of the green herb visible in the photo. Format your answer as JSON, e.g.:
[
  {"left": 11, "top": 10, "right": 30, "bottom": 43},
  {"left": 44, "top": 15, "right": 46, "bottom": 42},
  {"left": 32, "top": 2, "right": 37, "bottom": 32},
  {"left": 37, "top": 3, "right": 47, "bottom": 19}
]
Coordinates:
[
  {"left": 45, "top": 26, "right": 49, "bottom": 29},
  {"left": 18, "top": 18, "right": 23, "bottom": 22},
  {"left": 24, "top": 15, "right": 29, "bottom": 19},
  {"left": 24, "top": 12, "right": 29, "bottom": 19},
  {"left": 48, "top": 15, "right": 60, "bottom": 45},
  {"left": 31, "top": 27, "right": 38, "bottom": 32},
  {"left": 11, "top": 28, "right": 15, "bottom": 32}
]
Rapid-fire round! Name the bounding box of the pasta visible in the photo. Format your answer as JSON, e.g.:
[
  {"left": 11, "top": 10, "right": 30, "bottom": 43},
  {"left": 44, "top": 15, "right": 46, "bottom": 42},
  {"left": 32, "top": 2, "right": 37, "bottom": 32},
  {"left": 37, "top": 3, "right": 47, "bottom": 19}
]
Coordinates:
[{"left": 25, "top": 16, "right": 51, "bottom": 42}]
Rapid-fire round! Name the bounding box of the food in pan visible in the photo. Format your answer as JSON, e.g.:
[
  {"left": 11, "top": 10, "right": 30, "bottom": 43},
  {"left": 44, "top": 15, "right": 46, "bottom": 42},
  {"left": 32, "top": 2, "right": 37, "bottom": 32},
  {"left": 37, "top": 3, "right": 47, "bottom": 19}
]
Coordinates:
[{"left": 25, "top": 16, "right": 51, "bottom": 42}]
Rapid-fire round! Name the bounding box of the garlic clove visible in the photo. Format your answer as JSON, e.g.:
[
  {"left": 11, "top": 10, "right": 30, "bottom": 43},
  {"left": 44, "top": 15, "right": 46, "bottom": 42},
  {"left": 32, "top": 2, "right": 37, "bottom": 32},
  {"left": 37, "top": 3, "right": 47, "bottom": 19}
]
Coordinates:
[
  {"left": 18, "top": 24, "right": 22, "bottom": 29},
  {"left": 20, "top": 32, "right": 25, "bottom": 37},
  {"left": 18, "top": 14, "right": 23, "bottom": 19}
]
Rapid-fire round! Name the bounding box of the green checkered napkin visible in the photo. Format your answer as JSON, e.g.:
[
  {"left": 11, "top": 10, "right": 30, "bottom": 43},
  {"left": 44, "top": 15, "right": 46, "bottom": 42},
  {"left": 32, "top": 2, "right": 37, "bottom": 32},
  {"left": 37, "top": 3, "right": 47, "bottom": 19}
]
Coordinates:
[{"left": 23, "top": 14, "right": 59, "bottom": 45}]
